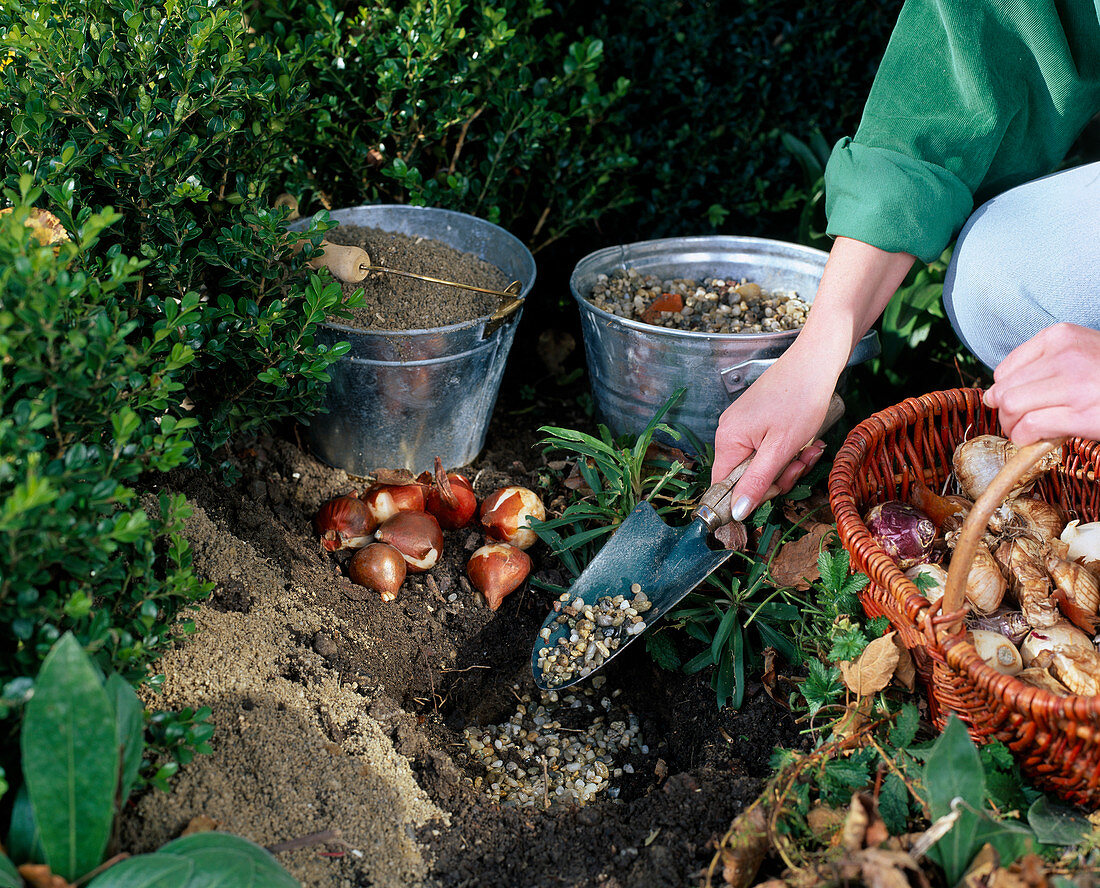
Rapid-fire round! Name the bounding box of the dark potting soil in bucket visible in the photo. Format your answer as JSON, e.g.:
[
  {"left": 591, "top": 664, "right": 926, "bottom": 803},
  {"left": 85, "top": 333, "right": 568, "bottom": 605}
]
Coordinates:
[{"left": 325, "top": 223, "right": 510, "bottom": 330}]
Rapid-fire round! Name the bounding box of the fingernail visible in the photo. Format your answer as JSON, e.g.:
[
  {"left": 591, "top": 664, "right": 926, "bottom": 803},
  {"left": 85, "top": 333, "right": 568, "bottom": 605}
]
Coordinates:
[
  {"left": 730, "top": 495, "right": 753, "bottom": 521},
  {"left": 982, "top": 387, "right": 995, "bottom": 407}
]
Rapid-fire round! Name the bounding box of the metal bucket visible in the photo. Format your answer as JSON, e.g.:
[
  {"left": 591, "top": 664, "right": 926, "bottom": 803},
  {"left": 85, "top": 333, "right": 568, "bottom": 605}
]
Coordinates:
[
  {"left": 295, "top": 205, "right": 536, "bottom": 475},
  {"left": 570, "top": 236, "right": 879, "bottom": 448}
]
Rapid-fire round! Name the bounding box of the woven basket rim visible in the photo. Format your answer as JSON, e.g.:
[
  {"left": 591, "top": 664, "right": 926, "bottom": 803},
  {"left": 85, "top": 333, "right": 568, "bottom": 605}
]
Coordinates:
[{"left": 828, "top": 386, "right": 1100, "bottom": 719}]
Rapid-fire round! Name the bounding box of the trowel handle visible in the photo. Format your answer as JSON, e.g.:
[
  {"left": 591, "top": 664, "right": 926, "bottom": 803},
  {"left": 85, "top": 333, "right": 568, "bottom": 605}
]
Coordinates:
[{"left": 693, "top": 393, "right": 845, "bottom": 531}]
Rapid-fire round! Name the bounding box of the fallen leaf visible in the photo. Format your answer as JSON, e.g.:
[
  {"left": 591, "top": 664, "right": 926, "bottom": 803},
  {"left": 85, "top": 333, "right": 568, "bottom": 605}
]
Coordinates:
[
  {"left": 182, "top": 813, "right": 220, "bottom": 835},
  {"left": 643, "top": 440, "right": 696, "bottom": 471},
  {"left": 640, "top": 291, "right": 684, "bottom": 324},
  {"left": 1003, "top": 853, "right": 1050, "bottom": 887},
  {"left": 840, "top": 633, "right": 901, "bottom": 696},
  {"left": 892, "top": 637, "right": 917, "bottom": 692},
  {"left": 781, "top": 490, "right": 832, "bottom": 525},
  {"left": 563, "top": 459, "right": 595, "bottom": 495},
  {"left": 371, "top": 468, "right": 418, "bottom": 485},
  {"left": 962, "top": 844, "right": 999, "bottom": 886},
  {"left": 769, "top": 523, "right": 835, "bottom": 590},
  {"left": 858, "top": 846, "right": 928, "bottom": 888},
  {"left": 806, "top": 802, "right": 846, "bottom": 841},
  {"left": 841, "top": 793, "right": 872, "bottom": 852},
  {"left": 719, "top": 805, "right": 769, "bottom": 888},
  {"left": 17, "top": 865, "right": 72, "bottom": 888},
  {"left": 715, "top": 520, "right": 748, "bottom": 551}
]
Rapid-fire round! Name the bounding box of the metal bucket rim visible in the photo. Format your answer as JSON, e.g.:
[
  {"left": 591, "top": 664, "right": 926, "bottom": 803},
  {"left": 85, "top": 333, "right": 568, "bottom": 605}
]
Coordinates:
[
  {"left": 292, "top": 204, "right": 536, "bottom": 336},
  {"left": 570, "top": 234, "right": 827, "bottom": 342}
]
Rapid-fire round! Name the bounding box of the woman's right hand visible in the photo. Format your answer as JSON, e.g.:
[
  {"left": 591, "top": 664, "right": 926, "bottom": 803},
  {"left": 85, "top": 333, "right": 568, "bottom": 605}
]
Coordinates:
[
  {"left": 709, "top": 237, "right": 916, "bottom": 519},
  {"left": 711, "top": 353, "right": 840, "bottom": 519}
]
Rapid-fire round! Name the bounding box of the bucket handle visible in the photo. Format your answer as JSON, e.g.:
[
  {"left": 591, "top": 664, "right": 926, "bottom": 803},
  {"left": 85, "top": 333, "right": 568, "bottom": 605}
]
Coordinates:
[{"left": 719, "top": 358, "right": 773, "bottom": 394}]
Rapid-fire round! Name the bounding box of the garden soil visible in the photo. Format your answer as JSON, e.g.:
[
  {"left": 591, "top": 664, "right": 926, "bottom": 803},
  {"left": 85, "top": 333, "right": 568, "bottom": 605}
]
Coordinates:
[
  {"left": 325, "top": 224, "right": 510, "bottom": 330},
  {"left": 119, "top": 276, "right": 808, "bottom": 886}
]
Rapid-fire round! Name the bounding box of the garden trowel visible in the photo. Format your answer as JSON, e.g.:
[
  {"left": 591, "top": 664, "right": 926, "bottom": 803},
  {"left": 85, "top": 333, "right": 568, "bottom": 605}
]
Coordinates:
[{"left": 531, "top": 393, "right": 845, "bottom": 690}]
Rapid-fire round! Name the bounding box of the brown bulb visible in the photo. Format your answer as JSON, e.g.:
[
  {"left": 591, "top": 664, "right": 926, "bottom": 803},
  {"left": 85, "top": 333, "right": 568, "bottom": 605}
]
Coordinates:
[{"left": 348, "top": 543, "right": 406, "bottom": 601}]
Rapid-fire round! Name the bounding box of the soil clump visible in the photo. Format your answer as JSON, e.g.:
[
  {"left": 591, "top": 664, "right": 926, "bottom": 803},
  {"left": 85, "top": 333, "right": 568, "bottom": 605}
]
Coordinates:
[{"left": 325, "top": 223, "right": 510, "bottom": 330}]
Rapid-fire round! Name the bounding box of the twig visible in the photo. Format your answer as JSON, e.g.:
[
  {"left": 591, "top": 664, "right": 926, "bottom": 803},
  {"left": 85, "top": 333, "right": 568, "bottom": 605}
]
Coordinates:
[
  {"left": 75, "top": 853, "right": 131, "bottom": 886},
  {"left": 448, "top": 106, "right": 484, "bottom": 173},
  {"left": 266, "top": 828, "right": 342, "bottom": 853},
  {"left": 439, "top": 664, "right": 490, "bottom": 674},
  {"left": 542, "top": 755, "right": 551, "bottom": 810}
]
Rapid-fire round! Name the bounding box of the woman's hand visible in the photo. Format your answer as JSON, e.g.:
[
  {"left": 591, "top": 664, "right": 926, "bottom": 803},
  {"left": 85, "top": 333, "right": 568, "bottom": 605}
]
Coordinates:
[
  {"left": 984, "top": 323, "right": 1100, "bottom": 444},
  {"left": 711, "top": 359, "right": 837, "bottom": 519},
  {"left": 709, "top": 237, "right": 915, "bottom": 519}
]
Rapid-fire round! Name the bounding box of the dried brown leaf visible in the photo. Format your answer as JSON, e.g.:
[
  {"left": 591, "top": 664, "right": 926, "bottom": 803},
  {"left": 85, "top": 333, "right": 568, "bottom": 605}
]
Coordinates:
[
  {"left": 372, "top": 468, "right": 419, "bottom": 485},
  {"left": 536, "top": 328, "right": 576, "bottom": 376},
  {"left": 563, "top": 459, "right": 595, "bottom": 494},
  {"left": 715, "top": 520, "right": 748, "bottom": 551},
  {"left": 858, "top": 847, "right": 926, "bottom": 888},
  {"left": 962, "top": 844, "right": 999, "bottom": 886},
  {"left": 841, "top": 793, "right": 872, "bottom": 852},
  {"left": 643, "top": 440, "right": 696, "bottom": 471},
  {"left": 781, "top": 489, "right": 832, "bottom": 525},
  {"left": 719, "top": 805, "right": 769, "bottom": 888},
  {"left": 769, "top": 523, "right": 835, "bottom": 590},
  {"left": 840, "top": 633, "right": 901, "bottom": 697},
  {"left": 17, "top": 865, "right": 72, "bottom": 888},
  {"left": 182, "top": 813, "right": 220, "bottom": 835},
  {"left": 806, "top": 802, "right": 847, "bottom": 842},
  {"left": 892, "top": 636, "right": 917, "bottom": 692}
]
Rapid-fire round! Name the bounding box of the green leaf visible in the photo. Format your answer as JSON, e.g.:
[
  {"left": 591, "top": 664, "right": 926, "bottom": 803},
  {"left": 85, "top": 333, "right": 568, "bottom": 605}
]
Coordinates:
[
  {"left": 710, "top": 606, "right": 739, "bottom": 664},
  {"left": 106, "top": 674, "right": 144, "bottom": 806},
  {"left": 922, "top": 717, "right": 1034, "bottom": 883},
  {"left": 22, "top": 633, "right": 117, "bottom": 881},
  {"left": 644, "top": 632, "right": 681, "bottom": 671},
  {"left": 1027, "top": 796, "right": 1090, "bottom": 847},
  {"left": 85, "top": 853, "right": 194, "bottom": 887},
  {"left": 889, "top": 702, "right": 920, "bottom": 749},
  {"left": 7, "top": 783, "right": 44, "bottom": 864},
  {"left": 879, "top": 772, "right": 909, "bottom": 835},
  {"left": 159, "top": 833, "right": 299, "bottom": 887},
  {"left": 0, "top": 851, "right": 21, "bottom": 888}
]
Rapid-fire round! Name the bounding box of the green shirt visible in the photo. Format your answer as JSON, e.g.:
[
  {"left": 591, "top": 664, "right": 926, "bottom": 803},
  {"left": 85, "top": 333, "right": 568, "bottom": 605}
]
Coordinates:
[{"left": 824, "top": 0, "right": 1100, "bottom": 263}]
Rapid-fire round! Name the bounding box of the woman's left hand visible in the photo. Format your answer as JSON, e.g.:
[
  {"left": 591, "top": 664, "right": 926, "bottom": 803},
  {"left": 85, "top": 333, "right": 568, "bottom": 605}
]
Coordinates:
[{"left": 984, "top": 323, "right": 1100, "bottom": 444}]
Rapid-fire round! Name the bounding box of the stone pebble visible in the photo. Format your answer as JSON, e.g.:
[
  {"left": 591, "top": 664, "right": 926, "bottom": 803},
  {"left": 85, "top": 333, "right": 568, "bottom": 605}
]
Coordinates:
[
  {"left": 461, "top": 680, "right": 644, "bottom": 809},
  {"left": 588, "top": 267, "right": 809, "bottom": 334}
]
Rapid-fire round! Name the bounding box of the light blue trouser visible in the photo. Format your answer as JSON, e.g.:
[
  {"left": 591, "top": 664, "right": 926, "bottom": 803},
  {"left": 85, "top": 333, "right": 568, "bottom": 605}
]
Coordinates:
[{"left": 942, "top": 160, "right": 1100, "bottom": 371}]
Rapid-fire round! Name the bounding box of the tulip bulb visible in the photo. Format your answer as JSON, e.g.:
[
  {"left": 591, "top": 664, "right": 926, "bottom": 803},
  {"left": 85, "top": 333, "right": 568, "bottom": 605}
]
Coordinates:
[
  {"left": 314, "top": 492, "right": 377, "bottom": 551},
  {"left": 424, "top": 458, "right": 478, "bottom": 529},
  {"left": 362, "top": 482, "right": 427, "bottom": 526},
  {"left": 375, "top": 510, "right": 443, "bottom": 573},
  {"left": 480, "top": 486, "right": 546, "bottom": 550},
  {"left": 348, "top": 543, "right": 406, "bottom": 601},
  {"left": 467, "top": 543, "right": 532, "bottom": 610}
]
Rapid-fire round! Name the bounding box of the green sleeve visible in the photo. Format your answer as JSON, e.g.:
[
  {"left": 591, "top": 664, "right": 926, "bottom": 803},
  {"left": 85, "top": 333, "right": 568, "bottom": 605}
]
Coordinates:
[{"left": 824, "top": 0, "right": 1100, "bottom": 263}]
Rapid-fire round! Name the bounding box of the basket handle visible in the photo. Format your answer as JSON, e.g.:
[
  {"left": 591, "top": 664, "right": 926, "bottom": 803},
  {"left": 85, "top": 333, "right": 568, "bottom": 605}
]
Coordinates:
[{"left": 940, "top": 437, "right": 1065, "bottom": 631}]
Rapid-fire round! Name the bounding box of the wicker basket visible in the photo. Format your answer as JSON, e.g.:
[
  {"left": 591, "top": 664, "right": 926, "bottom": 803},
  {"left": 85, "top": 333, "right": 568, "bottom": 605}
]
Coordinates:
[{"left": 828, "top": 387, "right": 1100, "bottom": 808}]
